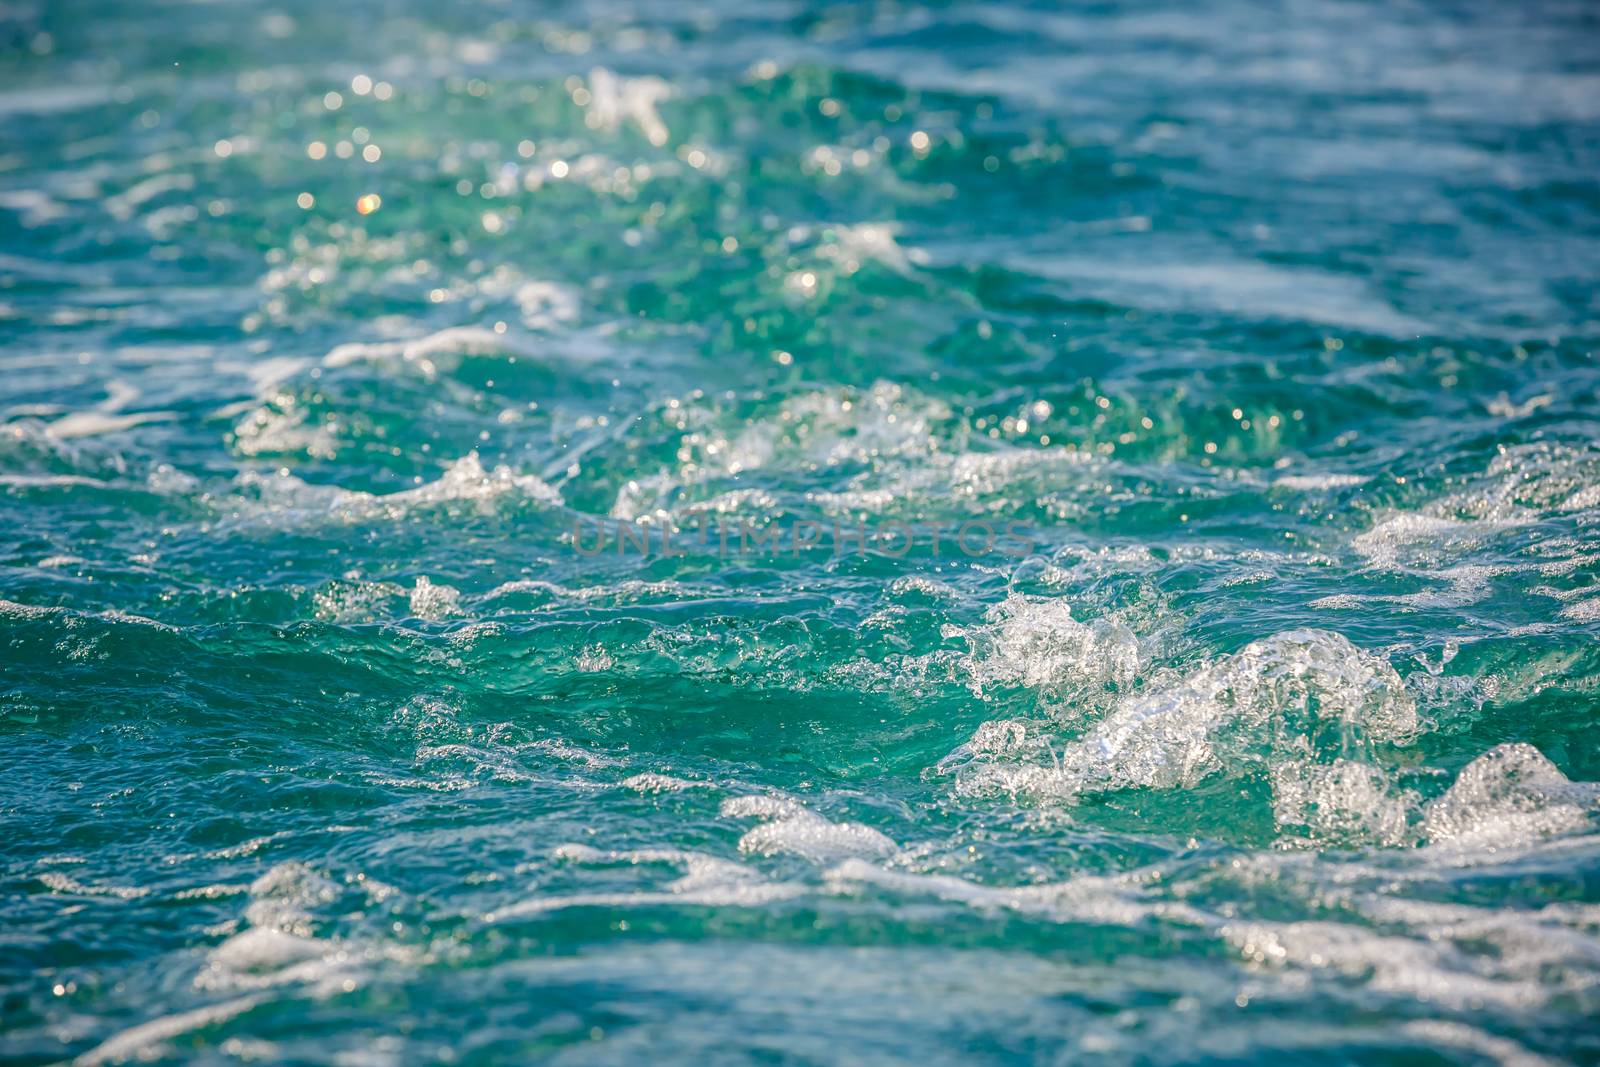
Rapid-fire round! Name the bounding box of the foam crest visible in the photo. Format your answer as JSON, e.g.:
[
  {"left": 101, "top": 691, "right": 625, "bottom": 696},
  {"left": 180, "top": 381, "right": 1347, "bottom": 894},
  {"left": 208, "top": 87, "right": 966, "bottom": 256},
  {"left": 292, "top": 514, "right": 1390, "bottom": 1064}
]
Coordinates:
[
  {"left": 936, "top": 719, "right": 1082, "bottom": 800},
  {"left": 72, "top": 995, "right": 265, "bottom": 1067},
  {"left": 787, "top": 221, "right": 930, "bottom": 276},
  {"left": 392, "top": 452, "right": 562, "bottom": 508},
  {"left": 230, "top": 452, "right": 560, "bottom": 525},
  {"left": 585, "top": 67, "right": 673, "bottom": 147},
  {"left": 622, "top": 772, "right": 710, "bottom": 794},
  {"left": 194, "top": 863, "right": 367, "bottom": 997},
  {"left": 606, "top": 381, "right": 954, "bottom": 520},
  {"left": 322, "top": 326, "right": 541, "bottom": 377},
  {"left": 823, "top": 858, "right": 1207, "bottom": 927},
  {"left": 491, "top": 844, "right": 803, "bottom": 919},
  {"left": 37, "top": 871, "right": 150, "bottom": 899},
  {"left": 720, "top": 795, "right": 898, "bottom": 863},
  {"left": 944, "top": 630, "right": 1424, "bottom": 843},
  {"left": 1422, "top": 743, "right": 1600, "bottom": 847},
  {"left": 1225, "top": 920, "right": 1543, "bottom": 1010},
  {"left": 1074, "top": 629, "right": 1418, "bottom": 792},
  {"left": 408, "top": 576, "right": 462, "bottom": 621},
  {"left": 1353, "top": 513, "right": 1521, "bottom": 571},
  {"left": 778, "top": 381, "right": 952, "bottom": 468},
  {"left": 1271, "top": 759, "right": 1418, "bottom": 847},
  {"left": 1348, "top": 443, "right": 1600, "bottom": 614},
  {"left": 959, "top": 592, "right": 1139, "bottom": 704},
  {"left": 0, "top": 418, "right": 128, "bottom": 478}
]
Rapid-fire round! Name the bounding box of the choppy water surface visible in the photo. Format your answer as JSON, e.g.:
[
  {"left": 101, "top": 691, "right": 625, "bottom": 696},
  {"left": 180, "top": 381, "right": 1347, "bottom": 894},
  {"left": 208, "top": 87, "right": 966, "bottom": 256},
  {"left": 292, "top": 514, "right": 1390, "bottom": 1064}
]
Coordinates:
[{"left": 4, "top": 0, "right": 1600, "bottom": 1062}]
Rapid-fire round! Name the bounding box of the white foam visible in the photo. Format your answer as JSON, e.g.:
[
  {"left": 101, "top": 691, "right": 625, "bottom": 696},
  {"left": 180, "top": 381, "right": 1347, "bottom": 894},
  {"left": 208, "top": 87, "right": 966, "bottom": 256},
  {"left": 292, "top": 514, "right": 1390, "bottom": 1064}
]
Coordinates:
[
  {"left": 490, "top": 845, "right": 803, "bottom": 919},
  {"left": 1353, "top": 513, "right": 1518, "bottom": 570},
  {"left": 45, "top": 380, "right": 174, "bottom": 440},
  {"left": 1422, "top": 743, "right": 1599, "bottom": 847},
  {"left": 1074, "top": 629, "right": 1418, "bottom": 792},
  {"left": 1560, "top": 598, "right": 1600, "bottom": 622},
  {"left": 1398, "top": 1021, "right": 1561, "bottom": 1067},
  {"left": 230, "top": 401, "right": 338, "bottom": 460},
  {"left": 199, "top": 927, "right": 328, "bottom": 987},
  {"left": 943, "top": 629, "right": 1424, "bottom": 844},
  {"left": 37, "top": 871, "right": 149, "bottom": 899},
  {"left": 73, "top": 994, "right": 265, "bottom": 1066},
  {"left": 816, "top": 222, "right": 930, "bottom": 275},
  {"left": 0, "top": 473, "right": 109, "bottom": 488},
  {"left": 824, "top": 858, "right": 1208, "bottom": 927},
  {"left": 0, "top": 188, "right": 68, "bottom": 226},
  {"left": 622, "top": 773, "right": 710, "bottom": 794},
  {"left": 1273, "top": 473, "right": 1369, "bottom": 490},
  {"left": 1225, "top": 919, "right": 1541, "bottom": 1010},
  {"left": 513, "top": 280, "right": 580, "bottom": 329},
  {"left": 960, "top": 592, "right": 1138, "bottom": 697},
  {"left": 1272, "top": 758, "right": 1417, "bottom": 847},
  {"left": 408, "top": 576, "right": 461, "bottom": 621},
  {"left": 188, "top": 861, "right": 396, "bottom": 1002},
  {"left": 312, "top": 580, "right": 406, "bottom": 624},
  {"left": 585, "top": 67, "right": 673, "bottom": 147},
  {"left": 230, "top": 452, "right": 561, "bottom": 525},
  {"left": 720, "top": 795, "right": 898, "bottom": 863},
  {"left": 322, "top": 326, "right": 539, "bottom": 376}
]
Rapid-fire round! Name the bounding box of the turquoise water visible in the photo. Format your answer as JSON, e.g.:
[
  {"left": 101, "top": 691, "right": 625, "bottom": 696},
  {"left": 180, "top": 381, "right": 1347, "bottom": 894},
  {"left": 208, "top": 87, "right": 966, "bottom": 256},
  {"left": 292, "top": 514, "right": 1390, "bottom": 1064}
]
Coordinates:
[{"left": 4, "top": 0, "right": 1600, "bottom": 1062}]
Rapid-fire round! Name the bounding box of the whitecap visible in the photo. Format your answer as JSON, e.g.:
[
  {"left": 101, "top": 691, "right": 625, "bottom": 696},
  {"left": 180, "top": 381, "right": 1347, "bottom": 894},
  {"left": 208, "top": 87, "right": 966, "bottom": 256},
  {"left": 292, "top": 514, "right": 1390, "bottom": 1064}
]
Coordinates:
[
  {"left": 1422, "top": 743, "right": 1599, "bottom": 847},
  {"left": 823, "top": 858, "right": 1209, "bottom": 928},
  {"left": 585, "top": 67, "right": 672, "bottom": 147},
  {"left": 720, "top": 795, "right": 898, "bottom": 863},
  {"left": 1273, "top": 473, "right": 1369, "bottom": 490},
  {"left": 622, "top": 773, "right": 710, "bottom": 794},
  {"left": 1074, "top": 629, "right": 1418, "bottom": 792},
  {"left": 408, "top": 576, "right": 461, "bottom": 621},
  {"left": 230, "top": 452, "right": 561, "bottom": 526},
  {"left": 322, "top": 326, "right": 540, "bottom": 376},
  {"left": 73, "top": 995, "right": 265, "bottom": 1066},
  {"left": 959, "top": 592, "right": 1139, "bottom": 698},
  {"left": 490, "top": 845, "right": 803, "bottom": 920}
]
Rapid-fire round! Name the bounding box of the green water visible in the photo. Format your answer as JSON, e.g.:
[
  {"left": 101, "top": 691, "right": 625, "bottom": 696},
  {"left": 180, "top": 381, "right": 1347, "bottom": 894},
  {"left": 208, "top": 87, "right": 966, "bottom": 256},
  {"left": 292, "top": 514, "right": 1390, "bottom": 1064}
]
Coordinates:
[{"left": 4, "top": 0, "right": 1600, "bottom": 1063}]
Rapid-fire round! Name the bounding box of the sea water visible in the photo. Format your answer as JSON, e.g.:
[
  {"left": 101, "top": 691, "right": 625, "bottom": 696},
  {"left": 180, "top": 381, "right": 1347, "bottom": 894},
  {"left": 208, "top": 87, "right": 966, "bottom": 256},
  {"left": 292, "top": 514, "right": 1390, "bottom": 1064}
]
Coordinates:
[{"left": 3, "top": 0, "right": 1600, "bottom": 1062}]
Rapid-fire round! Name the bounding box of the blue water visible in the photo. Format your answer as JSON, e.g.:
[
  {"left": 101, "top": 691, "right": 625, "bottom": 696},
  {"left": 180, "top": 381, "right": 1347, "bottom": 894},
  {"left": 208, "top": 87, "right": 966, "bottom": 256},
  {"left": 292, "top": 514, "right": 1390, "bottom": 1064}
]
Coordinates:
[{"left": 3, "top": 0, "right": 1600, "bottom": 1063}]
